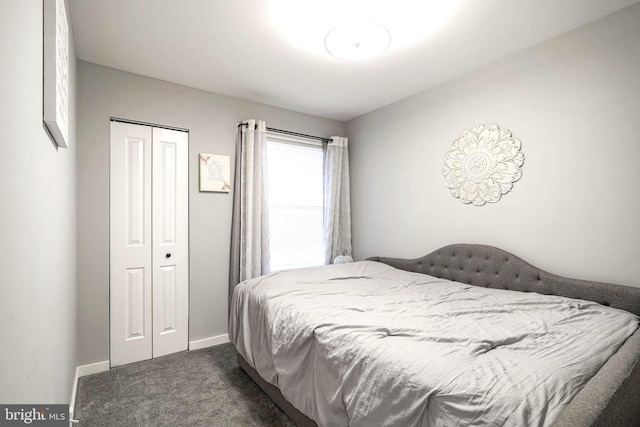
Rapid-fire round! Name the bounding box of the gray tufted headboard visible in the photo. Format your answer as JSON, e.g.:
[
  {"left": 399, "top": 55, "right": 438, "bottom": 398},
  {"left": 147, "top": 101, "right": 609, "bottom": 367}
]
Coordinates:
[{"left": 368, "top": 244, "right": 640, "bottom": 316}]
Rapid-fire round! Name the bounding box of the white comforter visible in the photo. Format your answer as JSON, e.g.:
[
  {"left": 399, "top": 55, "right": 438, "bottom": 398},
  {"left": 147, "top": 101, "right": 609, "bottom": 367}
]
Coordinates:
[{"left": 229, "top": 261, "right": 639, "bottom": 427}]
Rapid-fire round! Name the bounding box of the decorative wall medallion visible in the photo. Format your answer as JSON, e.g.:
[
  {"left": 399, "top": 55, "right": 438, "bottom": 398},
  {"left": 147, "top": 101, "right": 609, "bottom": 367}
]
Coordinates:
[{"left": 443, "top": 124, "right": 525, "bottom": 206}]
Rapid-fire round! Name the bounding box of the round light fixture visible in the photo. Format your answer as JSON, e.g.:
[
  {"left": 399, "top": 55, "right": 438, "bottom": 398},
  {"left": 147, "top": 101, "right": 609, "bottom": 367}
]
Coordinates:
[{"left": 324, "top": 21, "right": 391, "bottom": 61}]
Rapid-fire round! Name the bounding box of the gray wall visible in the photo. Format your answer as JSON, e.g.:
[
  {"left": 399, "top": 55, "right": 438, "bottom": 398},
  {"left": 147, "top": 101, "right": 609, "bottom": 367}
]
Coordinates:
[
  {"left": 0, "top": 1, "right": 77, "bottom": 403},
  {"left": 76, "top": 62, "right": 346, "bottom": 365},
  {"left": 347, "top": 4, "right": 640, "bottom": 287}
]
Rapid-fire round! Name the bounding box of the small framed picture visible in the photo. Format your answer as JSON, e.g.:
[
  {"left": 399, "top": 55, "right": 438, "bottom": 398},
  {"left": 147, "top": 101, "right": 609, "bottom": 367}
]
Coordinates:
[{"left": 199, "top": 153, "right": 231, "bottom": 192}]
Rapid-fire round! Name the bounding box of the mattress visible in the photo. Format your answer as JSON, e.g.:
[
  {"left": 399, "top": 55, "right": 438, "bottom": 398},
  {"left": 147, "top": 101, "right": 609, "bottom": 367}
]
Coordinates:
[{"left": 229, "top": 261, "right": 639, "bottom": 426}]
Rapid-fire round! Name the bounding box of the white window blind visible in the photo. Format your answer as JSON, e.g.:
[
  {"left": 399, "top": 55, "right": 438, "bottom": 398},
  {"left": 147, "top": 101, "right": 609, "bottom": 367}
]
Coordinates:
[{"left": 267, "top": 136, "right": 324, "bottom": 271}]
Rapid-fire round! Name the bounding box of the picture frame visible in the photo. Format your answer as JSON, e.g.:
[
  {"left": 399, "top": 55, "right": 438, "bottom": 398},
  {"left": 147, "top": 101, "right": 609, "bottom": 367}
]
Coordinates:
[
  {"left": 199, "top": 153, "right": 231, "bottom": 192},
  {"left": 43, "top": 0, "right": 70, "bottom": 149}
]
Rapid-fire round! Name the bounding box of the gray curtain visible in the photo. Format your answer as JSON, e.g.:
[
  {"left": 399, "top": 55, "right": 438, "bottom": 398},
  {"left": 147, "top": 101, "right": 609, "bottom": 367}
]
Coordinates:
[
  {"left": 323, "top": 136, "right": 352, "bottom": 264},
  {"left": 229, "top": 119, "right": 270, "bottom": 302}
]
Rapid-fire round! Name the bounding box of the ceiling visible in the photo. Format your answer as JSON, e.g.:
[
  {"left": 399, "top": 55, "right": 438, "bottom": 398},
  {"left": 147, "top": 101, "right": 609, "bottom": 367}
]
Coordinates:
[{"left": 68, "top": 0, "right": 639, "bottom": 121}]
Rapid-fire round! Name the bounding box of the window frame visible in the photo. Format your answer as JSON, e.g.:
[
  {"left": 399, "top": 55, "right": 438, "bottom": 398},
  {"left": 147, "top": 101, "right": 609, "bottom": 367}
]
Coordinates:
[{"left": 265, "top": 132, "right": 326, "bottom": 272}]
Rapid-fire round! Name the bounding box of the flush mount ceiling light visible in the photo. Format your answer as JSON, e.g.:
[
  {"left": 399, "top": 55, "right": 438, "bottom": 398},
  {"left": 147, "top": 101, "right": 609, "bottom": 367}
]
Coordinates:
[
  {"left": 271, "top": 1, "right": 460, "bottom": 57},
  {"left": 324, "top": 21, "right": 391, "bottom": 60}
]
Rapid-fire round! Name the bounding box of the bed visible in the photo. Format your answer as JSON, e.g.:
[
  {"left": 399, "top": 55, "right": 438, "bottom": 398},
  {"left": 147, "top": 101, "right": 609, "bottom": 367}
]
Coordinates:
[{"left": 229, "top": 244, "right": 640, "bottom": 426}]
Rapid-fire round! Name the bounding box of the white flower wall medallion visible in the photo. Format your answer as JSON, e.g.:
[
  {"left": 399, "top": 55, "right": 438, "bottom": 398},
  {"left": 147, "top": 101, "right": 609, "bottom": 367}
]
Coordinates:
[{"left": 443, "top": 124, "right": 525, "bottom": 206}]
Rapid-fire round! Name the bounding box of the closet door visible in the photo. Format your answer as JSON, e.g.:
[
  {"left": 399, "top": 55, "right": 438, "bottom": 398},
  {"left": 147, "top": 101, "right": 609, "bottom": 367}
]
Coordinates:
[
  {"left": 152, "top": 127, "right": 189, "bottom": 358},
  {"left": 110, "top": 121, "right": 189, "bottom": 367},
  {"left": 110, "top": 122, "right": 153, "bottom": 366}
]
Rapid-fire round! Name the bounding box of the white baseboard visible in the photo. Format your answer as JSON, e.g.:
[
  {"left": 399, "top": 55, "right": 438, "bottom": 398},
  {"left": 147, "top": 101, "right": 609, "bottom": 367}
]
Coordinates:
[
  {"left": 69, "top": 367, "right": 79, "bottom": 425},
  {"left": 189, "top": 333, "right": 229, "bottom": 350},
  {"left": 77, "top": 360, "right": 110, "bottom": 377},
  {"left": 70, "top": 360, "right": 109, "bottom": 425}
]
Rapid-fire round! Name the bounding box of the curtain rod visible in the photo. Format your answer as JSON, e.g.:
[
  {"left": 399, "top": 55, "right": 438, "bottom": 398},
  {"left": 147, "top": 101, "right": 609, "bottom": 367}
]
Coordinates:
[{"left": 237, "top": 122, "right": 332, "bottom": 144}]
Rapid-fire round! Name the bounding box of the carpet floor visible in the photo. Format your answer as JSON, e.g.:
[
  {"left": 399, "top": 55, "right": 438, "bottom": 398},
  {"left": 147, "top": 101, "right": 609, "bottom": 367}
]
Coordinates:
[{"left": 73, "top": 343, "right": 296, "bottom": 427}]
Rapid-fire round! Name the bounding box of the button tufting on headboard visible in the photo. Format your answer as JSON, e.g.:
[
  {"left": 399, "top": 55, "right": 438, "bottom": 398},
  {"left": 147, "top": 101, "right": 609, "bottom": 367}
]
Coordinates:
[{"left": 368, "top": 244, "right": 640, "bottom": 317}]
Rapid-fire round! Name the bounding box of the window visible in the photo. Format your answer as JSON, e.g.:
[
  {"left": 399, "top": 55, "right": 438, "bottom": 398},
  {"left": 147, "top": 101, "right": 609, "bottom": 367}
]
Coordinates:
[{"left": 266, "top": 135, "right": 324, "bottom": 271}]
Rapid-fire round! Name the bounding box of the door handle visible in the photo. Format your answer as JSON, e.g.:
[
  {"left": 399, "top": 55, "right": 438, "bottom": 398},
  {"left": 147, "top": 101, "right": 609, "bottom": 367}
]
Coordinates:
[{"left": 165, "top": 253, "right": 172, "bottom": 258}]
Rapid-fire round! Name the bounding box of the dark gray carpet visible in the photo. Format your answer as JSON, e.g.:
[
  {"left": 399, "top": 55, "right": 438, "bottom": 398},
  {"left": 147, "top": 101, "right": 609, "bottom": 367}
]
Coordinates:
[{"left": 74, "top": 343, "right": 296, "bottom": 426}]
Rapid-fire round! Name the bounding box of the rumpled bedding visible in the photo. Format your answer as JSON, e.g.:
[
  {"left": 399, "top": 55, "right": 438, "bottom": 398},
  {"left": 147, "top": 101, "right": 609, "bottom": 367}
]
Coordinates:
[{"left": 229, "top": 261, "right": 639, "bottom": 427}]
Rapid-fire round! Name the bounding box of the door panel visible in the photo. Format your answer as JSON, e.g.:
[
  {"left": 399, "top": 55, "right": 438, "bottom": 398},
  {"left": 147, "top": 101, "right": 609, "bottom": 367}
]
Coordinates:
[
  {"left": 125, "top": 268, "right": 146, "bottom": 339},
  {"left": 110, "top": 122, "right": 153, "bottom": 366},
  {"left": 152, "top": 127, "right": 189, "bottom": 358},
  {"left": 126, "top": 138, "right": 146, "bottom": 246},
  {"left": 158, "top": 265, "right": 177, "bottom": 333}
]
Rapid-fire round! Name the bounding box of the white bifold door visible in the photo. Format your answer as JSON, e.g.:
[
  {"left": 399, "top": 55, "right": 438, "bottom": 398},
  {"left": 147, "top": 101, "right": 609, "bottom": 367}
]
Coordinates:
[{"left": 110, "top": 121, "right": 189, "bottom": 367}]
